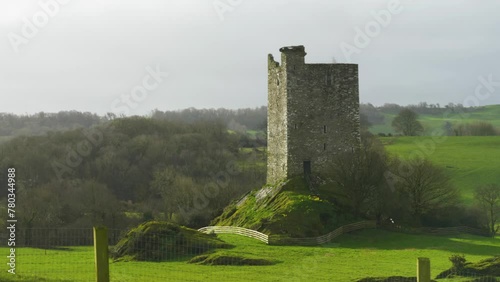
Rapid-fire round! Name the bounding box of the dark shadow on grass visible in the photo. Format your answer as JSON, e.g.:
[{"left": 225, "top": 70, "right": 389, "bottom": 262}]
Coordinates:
[
  {"left": 0, "top": 275, "right": 74, "bottom": 282},
  {"left": 325, "top": 229, "right": 500, "bottom": 257},
  {"left": 17, "top": 246, "right": 80, "bottom": 251}
]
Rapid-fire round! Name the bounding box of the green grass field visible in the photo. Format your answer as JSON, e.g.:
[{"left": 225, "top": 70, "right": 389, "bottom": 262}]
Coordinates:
[
  {"left": 370, "top": 105, "right": 500, "bottom": 135},
  {"left": 382, "top": 136, "right": 500, "bottom": 202},
  {"left": 2, "top": 230, "right": 498, "bottom": 282}
]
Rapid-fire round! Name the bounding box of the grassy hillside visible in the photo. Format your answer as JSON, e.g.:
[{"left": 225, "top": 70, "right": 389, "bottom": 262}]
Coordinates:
[
  {"left": 382, "top": 136, "right": 500, "bottom": 202},
  {"left": 370, "top": 104, "right": 500, "bottom": 135},
  {"left": 2, "top": 231, "right": 498, "bottom": 281},
  {"left": 212, "top": 177, "right": 355, "bottom": 238}
]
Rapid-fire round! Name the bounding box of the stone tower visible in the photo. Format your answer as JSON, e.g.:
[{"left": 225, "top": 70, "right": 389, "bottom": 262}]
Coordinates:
[{"left": 267, "top": 45, "right": 360, "bottom": 184}]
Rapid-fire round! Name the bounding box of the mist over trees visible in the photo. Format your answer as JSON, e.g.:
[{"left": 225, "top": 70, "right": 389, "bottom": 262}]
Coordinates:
[
  {"left": 1, "top": 103, "right": 497, "bottom": 141},
  {"left": 0, "top": 111, "right": 104, "bottom": 137},
  {"left": 150, "top": 106, "right": 267, "bottom": 132}
]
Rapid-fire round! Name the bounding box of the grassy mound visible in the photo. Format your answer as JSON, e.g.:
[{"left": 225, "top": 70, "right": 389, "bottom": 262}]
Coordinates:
[
  {"left": 188, "top": 252, "right": 276, "bottom": 266},
  {"left": 111, "top": 221, "right": 232, "bottom": 261},
  {"left": 212, "top": 177, "right": 355, "bottom": 238},
  {"left": 436, "top": 256, "right": 500, "bottom": 279}
]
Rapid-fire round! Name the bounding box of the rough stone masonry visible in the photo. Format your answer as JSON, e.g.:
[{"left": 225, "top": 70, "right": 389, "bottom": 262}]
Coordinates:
[{"left": 267, "top": 45, "right": 361, "bottom": 184}]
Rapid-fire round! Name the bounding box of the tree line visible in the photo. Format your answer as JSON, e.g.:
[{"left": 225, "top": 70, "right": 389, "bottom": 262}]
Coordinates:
[
  {"left": 0, "top": 107, "right": 267, "bottom": 138},
  {"left": 1, "top": 104, "right": 496, "bottom": 140},
  {"left": 0, "top": 117, "right": 266, "bottom": 239}
]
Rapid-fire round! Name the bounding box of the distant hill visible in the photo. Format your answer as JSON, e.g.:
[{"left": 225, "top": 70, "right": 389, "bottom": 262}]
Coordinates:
[{"left": 366, "top": 104, "right": 500, "bottom": 135}]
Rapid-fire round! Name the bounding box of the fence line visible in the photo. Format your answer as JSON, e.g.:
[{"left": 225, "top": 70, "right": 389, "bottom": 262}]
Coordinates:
[
  {"left": 199, "top": 221, "right": 377, "bottom": 246},
  {"left": 198, "top": 221, "right": 490, "bottom": 246},
  {"left": 198, "top": 226, "right": 269, "bottom": 244},
  {"left": 379, "top": 224, "right": 490, "bottom": 237}
]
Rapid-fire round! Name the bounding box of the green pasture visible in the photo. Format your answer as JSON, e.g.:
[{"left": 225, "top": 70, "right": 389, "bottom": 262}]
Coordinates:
[
  {"left": 2, "top": 230, "right": 498, "bottom": 281},
  {"left": 382, "top": 136, "right": 500, "bottom": 202}
]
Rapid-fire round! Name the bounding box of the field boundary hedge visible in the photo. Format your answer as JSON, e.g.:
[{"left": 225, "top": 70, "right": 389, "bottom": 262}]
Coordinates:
[
  {"left": 268, "top": 221, "right": 376, "bottom": 245},
  {"left": 379, "top": 224, "right": 490, "bottom": 236}
]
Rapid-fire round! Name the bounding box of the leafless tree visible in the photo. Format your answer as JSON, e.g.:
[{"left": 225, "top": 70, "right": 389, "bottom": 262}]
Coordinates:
[
  {"left": 474, "top": 184, "right": 500, "bottom": 236},
  {"left": 390, "top": 158, "right": 458, "bottom": 225},
  {"left": 328, "top": 132, "right": 389, "bottom": 218}
]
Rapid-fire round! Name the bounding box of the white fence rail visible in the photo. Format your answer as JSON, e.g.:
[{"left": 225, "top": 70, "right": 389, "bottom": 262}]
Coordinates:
[
  {"left": 198, "top": 221, "right": 377, "bottom": 246},
  {"left": 198, "top": 226, "right": 269, "bottom": 244}
]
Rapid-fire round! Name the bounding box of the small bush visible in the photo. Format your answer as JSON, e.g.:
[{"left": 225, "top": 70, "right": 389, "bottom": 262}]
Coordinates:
[
  {"left": 450, "top": 254, "right": 467, "bottom": 270},
  {"left": 436, "top": 255, "right": 500, "bottom": 279}
]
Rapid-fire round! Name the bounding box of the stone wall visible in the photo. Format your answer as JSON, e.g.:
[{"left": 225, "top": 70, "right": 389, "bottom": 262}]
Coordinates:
[
  {"left": 267, "top": 54, "right": 288, "bottom": 183},
  {"left": 267, "top": 45, "right": 360, "bottom": 184}
]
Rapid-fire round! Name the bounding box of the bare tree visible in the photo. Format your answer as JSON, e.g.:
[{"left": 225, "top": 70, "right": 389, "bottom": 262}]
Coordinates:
[
  {"left": 328, "top": 132, "right": 389, "bottom": 218},
  {"left": 390, "top": 158, "right": 458, "bottom": 225},
  {"left": 474, "top": 184, "right": 500, "bottom": 236},
  {"left": 391, "top": 109, "right": 424, "bottom": 136},
  {"left": 150, "top": 167, "right": 195, "bottom": 221}
]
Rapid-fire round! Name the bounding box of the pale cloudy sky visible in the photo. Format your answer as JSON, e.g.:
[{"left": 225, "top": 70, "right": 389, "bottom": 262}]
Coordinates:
[{"left": 1, "top": 0, "right": 499, "bottom": 116}]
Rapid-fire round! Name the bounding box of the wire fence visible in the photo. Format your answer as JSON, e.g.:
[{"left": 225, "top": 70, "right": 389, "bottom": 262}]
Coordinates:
[
  {"left": 9, "top": 228, "right": 96, "bottom": 281},
  {"left": 2, "top": 227, "right": 498, "bottom": 282}
]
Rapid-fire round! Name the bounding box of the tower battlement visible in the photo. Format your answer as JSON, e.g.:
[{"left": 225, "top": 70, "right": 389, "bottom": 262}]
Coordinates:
[{"left": 267, "top": 45, "right": 361, "bottom": 184}]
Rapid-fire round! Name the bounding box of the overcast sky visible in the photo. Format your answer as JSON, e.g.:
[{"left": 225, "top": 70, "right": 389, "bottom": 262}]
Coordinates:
[{"left": 1, "top": 0, "right": 499, "bottom": 116}]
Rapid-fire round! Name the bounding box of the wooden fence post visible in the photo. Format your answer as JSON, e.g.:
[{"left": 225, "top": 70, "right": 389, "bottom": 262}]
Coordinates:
[
  {"left": 417, "top": 257, "right": 431, "bottom": 282},
  {"left": 93, "top": 226, "right": 110, "bottom": 282}
]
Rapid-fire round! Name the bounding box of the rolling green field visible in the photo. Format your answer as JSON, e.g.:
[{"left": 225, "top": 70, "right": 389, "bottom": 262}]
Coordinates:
[
  {"left": 1, "top": 230, "right": 498, "bottom": 282},
  {"left": 370, "top": 104, "right": 500, "bottom": 135},
  {"left": 382, "top": 136, "right": 500, "bottom": 202}
]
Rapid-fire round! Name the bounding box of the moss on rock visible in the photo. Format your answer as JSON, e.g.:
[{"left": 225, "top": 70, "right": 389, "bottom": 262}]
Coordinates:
[{"left": 212, "top": 177, "right": 356, "bottom": 238}]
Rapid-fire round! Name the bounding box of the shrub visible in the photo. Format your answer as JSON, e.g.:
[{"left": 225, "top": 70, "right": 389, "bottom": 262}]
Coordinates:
[{"left": 450, "top": 254, "right": 467, "bottom": 270}]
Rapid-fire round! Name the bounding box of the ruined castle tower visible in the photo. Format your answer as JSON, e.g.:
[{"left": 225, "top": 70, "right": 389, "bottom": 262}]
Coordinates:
[{"left": 267, "top": 45, "right": 360, "bottom": 184}]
